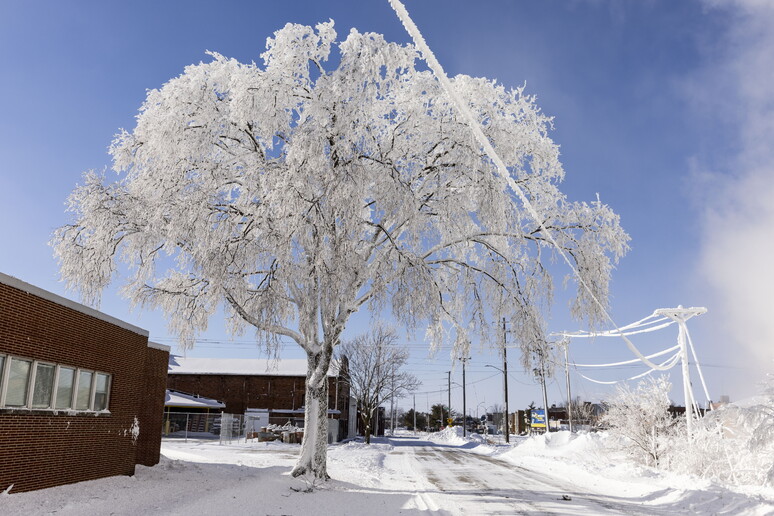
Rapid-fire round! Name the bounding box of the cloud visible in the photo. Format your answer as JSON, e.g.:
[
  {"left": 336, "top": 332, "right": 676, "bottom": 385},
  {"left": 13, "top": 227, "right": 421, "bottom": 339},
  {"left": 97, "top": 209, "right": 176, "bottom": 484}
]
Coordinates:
[{"left": 695, "top": 0, "right": 774, "bottom": 386}]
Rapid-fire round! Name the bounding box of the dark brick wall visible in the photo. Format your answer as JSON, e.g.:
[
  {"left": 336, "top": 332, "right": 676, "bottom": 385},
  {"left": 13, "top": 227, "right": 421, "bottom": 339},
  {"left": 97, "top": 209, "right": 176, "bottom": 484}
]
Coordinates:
[
  {"left": 0, "top": 279, "right": 169, "bottom": 493},
  {"left": 136, "top": 346, "right": 169, "bottom": 466},
  {"left": 167, "top": 373, "right": 348, "bottom": 417}
]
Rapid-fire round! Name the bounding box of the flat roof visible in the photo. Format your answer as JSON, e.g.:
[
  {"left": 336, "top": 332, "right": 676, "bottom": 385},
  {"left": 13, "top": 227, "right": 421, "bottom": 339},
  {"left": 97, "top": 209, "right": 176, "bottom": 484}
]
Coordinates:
[
  {"left": 165, "top": 390, "right": 225, "bottom": 409},
  {"left": 168, "top": 356, "right": 340, "bottom": 377},
  {"left": 0, "top": 272, "right": 150, "bottom": 338}
]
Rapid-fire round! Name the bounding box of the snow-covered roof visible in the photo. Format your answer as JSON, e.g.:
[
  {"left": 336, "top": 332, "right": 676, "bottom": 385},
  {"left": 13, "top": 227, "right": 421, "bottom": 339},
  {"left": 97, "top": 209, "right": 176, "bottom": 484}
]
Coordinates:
[
  {"left": 164, "top": 390, "right": 225, "bottom": 409},
  {"left": 168, "top": 356, "right": 340, "bottom": 377}
]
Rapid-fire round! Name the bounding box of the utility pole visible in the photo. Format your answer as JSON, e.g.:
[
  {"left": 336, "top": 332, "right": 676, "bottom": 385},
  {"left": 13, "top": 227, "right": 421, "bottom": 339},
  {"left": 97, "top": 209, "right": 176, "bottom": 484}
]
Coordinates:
[
  {"left": 460, "top": 357, "right": 470, "bottom": 437},
  {"left": 447, "top": 371, "right": 451, "bottom": 428},
  {"left": 654, "top": 306, "right": 707, "bottom": 437},
  {"left": 538, "top": 346, "right": 550, "bottom": 433},
  {"left": 390, "top": 369, "right": 396, "bottom": 435},
  {"left": 413, "top": 394, "right": 416, "bottom": 435},
  {"left": 502, "top": 318, "right": 510, "bottom": 443},
  {"left": 563, "top": 339, "right": 573, "bottom": 433}
]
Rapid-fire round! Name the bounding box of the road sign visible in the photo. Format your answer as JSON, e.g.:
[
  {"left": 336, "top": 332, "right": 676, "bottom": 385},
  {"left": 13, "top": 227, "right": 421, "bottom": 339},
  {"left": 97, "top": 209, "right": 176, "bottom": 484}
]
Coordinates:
[{"left": 531, "top": 409, "right": 546, "bottom": 428}]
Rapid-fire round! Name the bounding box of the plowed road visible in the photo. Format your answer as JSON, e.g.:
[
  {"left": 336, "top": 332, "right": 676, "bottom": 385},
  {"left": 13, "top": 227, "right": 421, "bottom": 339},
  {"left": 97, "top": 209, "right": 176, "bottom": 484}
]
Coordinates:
[{"left": 386, "top": 436, "right": 663, "bottom": 515}]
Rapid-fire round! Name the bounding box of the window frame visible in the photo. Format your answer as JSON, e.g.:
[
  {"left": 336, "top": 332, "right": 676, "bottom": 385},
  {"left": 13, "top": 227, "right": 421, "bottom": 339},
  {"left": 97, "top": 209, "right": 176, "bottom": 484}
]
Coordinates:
[
  {"left": 53, "top": 365, "right": 77, "bottom": 410},
  {"left": 93, "top": 372, "right": 111, "bottom": 411},
  {"left": 3, "top": 356, "right": 33, "bottom": 408},
  {"left": 73, "top": 369, "right": 94, "bottom": 411},
  {"left": 30, "top": 360, "right": 57, "bottom": 409},
  {"left": 0, "top": 354, "right": 7, "bottom": 407},
  {"left": 0, "top": 353, "right": 112, "bottom": 415}
]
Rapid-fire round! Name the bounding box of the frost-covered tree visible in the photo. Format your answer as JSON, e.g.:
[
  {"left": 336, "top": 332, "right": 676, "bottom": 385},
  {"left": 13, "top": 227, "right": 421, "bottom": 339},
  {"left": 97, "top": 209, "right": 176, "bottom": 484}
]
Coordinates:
[
  {"left": 52, "top": 21, "right": 628, "bottom": 479},
  {"left": 339, "top": 325, "right": 420, "bottom": 443},
  {"left": 602, "top": 376, "right": 681, "bottom": 467}
]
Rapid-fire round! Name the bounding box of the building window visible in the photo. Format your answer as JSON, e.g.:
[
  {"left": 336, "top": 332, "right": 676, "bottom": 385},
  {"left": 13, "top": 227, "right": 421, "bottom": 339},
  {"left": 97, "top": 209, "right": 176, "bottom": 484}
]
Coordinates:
[
  {"left": 31, "top": 362, "right": 55, "bottom": 408},
  {"left": 75, "top": 370, "right": 93, "bottom": 411},
  {"left": 6, "top": 358, "right": 32, "bottom": 407},
  {"left": 94, "top": 373, "right": 110, "bottom": 411},
  {"left": 55, "top": 366, "right": 75, "bottom": 409},
  {"left": 0, "top": 354, "right": 111, "bottom": 413}
]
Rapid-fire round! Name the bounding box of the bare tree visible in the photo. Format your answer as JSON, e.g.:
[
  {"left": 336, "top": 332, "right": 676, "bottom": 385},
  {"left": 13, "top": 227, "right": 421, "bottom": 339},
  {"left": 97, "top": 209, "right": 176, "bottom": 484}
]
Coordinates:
[
  {"left": 568, "top": 396, "right": 598, "bottom": 429},
  {"left": 51, "top": 21, "right": 628, "bottom": 479},
  {"left": 339, "top": 326, "right": 420, "bottom": 443}
]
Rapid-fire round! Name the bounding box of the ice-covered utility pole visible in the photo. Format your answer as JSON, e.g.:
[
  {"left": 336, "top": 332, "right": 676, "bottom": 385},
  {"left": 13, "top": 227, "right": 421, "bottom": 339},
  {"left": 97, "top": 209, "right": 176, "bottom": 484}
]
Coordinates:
[
  {"left": 653, "top": 306, "right": 707, "bottom": 435},
  {"left": 557, "top": 306, "right": 709, "bottom": 437},
  {"left": 563, "top": 340, "right": 573, "bottom": 433}
]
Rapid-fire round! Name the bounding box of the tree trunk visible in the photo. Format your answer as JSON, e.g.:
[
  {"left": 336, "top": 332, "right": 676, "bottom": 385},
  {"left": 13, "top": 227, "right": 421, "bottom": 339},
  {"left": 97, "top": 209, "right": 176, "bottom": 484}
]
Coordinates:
[
  {"left": 291, "top": 351, "right": 331, "bottom": 480},
  {"left": 363, "top": 416, "right": 372, "bottom": 444}
]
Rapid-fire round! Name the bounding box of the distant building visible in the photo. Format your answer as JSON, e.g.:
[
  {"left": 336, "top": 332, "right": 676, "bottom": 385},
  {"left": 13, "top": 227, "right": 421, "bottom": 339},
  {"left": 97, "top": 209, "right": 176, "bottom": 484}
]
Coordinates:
[
  {"left": 166, "top": 356, "right": 352, "bottom": 442},
  {"left": 0, "top": 272, "right": 169, "bottom": 493}
]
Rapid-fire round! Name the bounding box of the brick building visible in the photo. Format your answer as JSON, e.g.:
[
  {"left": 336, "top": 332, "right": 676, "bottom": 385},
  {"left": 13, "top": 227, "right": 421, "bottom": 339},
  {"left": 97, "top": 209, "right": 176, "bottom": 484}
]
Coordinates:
[
  {"left": 0, "top": 272, "right": 169, "bottom": 493},
  {"left": 167, "top": 356, "right": 353, "bottom": 441}
]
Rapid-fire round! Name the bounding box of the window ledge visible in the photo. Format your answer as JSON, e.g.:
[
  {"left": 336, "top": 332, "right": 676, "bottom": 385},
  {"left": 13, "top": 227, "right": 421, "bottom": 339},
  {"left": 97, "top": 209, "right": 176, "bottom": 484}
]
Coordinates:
[{"left": 0, "top": 408, "right": 112, "bottom": 416}]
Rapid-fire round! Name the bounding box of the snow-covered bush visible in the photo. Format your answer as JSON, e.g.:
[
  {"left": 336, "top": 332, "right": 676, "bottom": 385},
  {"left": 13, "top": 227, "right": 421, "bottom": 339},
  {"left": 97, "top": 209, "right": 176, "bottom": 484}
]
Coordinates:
[
  {"left": 601, "top": 376, "right": 682, "bottom": 467},
  {"left": 602, "top": 373, "right": 774, "bottom": 487},
  {"left": 670, "top": 372, "right": 774, "bottom": 487}
]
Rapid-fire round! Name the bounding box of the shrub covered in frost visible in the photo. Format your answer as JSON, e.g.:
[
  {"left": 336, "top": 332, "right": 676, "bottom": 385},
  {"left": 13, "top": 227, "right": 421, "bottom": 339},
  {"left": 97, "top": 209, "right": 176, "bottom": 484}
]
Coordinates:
[{"left": 601, "top": 376, "right": 682, "bottom": 468}]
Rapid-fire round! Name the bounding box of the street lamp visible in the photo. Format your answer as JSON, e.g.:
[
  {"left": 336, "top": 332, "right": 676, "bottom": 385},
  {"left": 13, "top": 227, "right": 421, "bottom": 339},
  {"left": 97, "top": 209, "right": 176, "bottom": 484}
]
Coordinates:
[{"left": 486, "top": 363, "right": 510, "bottom": 443}]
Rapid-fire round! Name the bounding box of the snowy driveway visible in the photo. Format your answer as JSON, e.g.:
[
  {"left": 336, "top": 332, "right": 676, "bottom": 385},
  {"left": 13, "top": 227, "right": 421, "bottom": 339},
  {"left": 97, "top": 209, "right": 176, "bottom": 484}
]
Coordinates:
[{"left": 385, "top": 435, "right": 660, "bottom": 515}]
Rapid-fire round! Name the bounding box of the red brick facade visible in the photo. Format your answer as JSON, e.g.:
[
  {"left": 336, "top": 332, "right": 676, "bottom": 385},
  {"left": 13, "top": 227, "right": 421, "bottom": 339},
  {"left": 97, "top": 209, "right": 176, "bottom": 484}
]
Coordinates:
[
  {"left": 0, "top": 274, "right": 169, "bottom": 493},
  {"left": 167, "top": 373, "right": 348, "bottom": 416},
  {"left": 167, "top": 360, "right": 351, "bottom": 439}
]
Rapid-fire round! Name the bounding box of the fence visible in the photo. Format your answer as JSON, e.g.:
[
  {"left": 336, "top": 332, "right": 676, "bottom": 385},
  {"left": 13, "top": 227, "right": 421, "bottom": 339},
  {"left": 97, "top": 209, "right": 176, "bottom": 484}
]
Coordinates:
[{"left": 162, "top": 412, "right": 244, "bottom": 443}]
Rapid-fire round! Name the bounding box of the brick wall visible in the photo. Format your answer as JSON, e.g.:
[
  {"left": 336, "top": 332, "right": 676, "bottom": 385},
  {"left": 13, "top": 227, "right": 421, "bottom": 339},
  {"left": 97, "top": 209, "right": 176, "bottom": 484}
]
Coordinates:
[
  {"left": 136, "top": 346, "right": 169, "bottom": 467},
  {"left": 167, "top": 374, "right": 344, "bottom": 415},
  {"left": 0, "top": 276, "right": 169, "bottom": 493}
]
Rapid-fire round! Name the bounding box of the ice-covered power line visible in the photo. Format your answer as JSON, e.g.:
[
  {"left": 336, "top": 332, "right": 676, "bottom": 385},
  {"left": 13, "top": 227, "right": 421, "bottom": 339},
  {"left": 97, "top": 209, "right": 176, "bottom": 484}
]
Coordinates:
[
  {"left": 572, "top": 345, "right": 680, "bottom": 368},
  {"left": 558, "top": 306, "right": 709, "bottom": 435},
  {"left": 575, "top": 351, "right": 682, "bottom": 385},
  {"left": 387, "top": 0, "right": 674, "bottom": 372}
]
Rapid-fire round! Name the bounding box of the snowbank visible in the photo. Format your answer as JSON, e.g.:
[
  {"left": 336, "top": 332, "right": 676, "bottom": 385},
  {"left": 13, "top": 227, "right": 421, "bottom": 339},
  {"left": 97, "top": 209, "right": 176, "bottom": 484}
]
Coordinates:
[{"left": 498, "top": 431, "right": 774, "bottom": 515}]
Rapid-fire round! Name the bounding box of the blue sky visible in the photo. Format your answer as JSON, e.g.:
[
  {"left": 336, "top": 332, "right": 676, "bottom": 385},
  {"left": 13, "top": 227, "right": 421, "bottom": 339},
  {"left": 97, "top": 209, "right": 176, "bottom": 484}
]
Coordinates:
[{"left": 1, "top": 1, "right": 772, "bottom": 414}]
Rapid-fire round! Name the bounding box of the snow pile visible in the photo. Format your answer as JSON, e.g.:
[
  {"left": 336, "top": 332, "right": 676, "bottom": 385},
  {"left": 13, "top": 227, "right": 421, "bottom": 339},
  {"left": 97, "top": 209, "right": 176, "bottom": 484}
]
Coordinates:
[
  {"left": 328, "top": 440, "right": 393, "bottom": 488},
  {"left": 500, "top": 430, "right": 774, "bottom": 515},
  {"left": 666, "top": 397, "right": 774, "bottom": 487},
  {"left": 426, "top": 426, "right": 467, "bottom": 445},
  {"left": 599, "top": 374, "right": 774, "bottom": 488},
  {"left": 512, "top": 429, "right": 608, "bottom": 458}
]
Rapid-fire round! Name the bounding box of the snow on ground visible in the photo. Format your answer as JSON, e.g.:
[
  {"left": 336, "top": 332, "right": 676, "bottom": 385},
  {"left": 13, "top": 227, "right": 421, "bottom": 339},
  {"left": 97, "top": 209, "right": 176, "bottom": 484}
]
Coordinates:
[
  {"left": 498, "top": 431, "right": 774, "bottom": 515},
  {"left": 2, "top": 431, "right": 773, "bottom": 515}
]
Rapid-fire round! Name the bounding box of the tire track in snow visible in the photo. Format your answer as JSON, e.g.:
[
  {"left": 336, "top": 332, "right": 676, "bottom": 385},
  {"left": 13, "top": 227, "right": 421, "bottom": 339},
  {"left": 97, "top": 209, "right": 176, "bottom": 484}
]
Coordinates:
[{"left": 388, "top": 438, "right": 664, "bottom": 515}]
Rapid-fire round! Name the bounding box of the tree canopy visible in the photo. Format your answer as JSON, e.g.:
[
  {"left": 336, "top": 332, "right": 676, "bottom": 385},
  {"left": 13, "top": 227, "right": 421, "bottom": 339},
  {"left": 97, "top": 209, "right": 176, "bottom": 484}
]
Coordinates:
[{"left": 52, "top": 21, "right": 628, "bottom": 479}]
